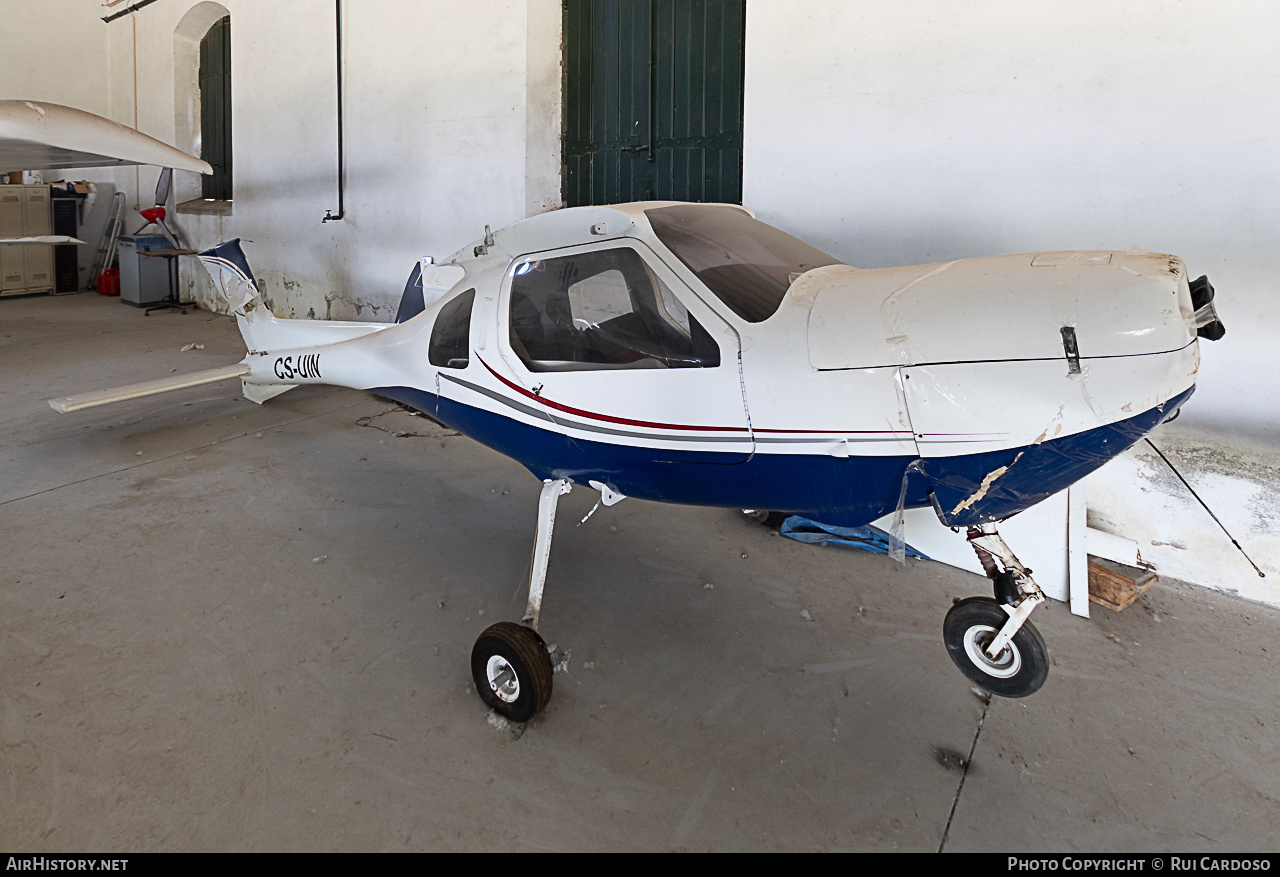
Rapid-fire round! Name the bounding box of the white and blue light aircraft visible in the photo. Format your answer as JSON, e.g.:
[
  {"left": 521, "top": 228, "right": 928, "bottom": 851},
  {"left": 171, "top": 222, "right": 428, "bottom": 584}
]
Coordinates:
[{"left": 8, "top": 100, "right": 1225, "bottom": 721}]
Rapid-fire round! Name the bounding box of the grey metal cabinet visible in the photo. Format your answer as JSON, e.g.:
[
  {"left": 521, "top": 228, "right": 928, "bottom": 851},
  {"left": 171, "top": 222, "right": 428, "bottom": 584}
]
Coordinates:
[
  {"left": 117, "top": 236, "right": 172, "bottom": 307},
  {"left": 0, "top": 185, "right": 53, "bottom": 296}
]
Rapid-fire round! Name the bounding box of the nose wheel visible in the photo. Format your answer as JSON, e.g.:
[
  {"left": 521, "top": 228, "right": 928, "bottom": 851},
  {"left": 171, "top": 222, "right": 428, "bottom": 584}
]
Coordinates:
[
  {"left": 942, "top": 524, "right": 1052, "bottom": 698},
  {"left": 943, "top": 597, "right": 1048, "bottom": 698}
]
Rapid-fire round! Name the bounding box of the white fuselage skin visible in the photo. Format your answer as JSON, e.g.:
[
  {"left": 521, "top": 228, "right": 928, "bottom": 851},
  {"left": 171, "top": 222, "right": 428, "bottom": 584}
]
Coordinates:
[{"left": 214, "top": 202, "right": 1199, "bottom": 526}]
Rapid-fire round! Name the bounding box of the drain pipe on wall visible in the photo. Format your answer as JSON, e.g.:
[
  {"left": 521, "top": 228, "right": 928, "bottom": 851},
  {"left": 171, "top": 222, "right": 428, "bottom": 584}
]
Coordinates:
[{"left": 322, "top": 0, "right": 345, "bottom": 223}]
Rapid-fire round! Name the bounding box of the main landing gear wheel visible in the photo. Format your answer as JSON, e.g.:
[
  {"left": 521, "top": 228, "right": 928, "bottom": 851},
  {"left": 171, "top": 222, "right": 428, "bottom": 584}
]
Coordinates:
[
  {"left": 943, "top": 597, "right": 1049, "bottom": 698},
  {"left": 471, "top": 621, "right": 554, "bottom": 723}
]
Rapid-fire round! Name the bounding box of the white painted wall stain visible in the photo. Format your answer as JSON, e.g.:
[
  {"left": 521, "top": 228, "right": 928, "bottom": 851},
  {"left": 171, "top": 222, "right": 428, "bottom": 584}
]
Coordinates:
[{"left": 1086, "top": 427, "right": 1278, "bottom": 599}]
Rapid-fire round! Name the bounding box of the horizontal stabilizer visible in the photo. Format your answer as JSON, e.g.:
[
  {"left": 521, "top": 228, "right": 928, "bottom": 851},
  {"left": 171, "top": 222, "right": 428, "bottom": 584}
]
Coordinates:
[{"left": 48, "top": 364, "right": 250, "bottom": 413}]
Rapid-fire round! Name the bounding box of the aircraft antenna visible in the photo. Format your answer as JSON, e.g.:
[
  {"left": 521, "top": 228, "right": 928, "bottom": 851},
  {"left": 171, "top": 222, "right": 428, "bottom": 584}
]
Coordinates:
[{"left": 1145, "top": 438, "right": 1265, "bottom": 577}]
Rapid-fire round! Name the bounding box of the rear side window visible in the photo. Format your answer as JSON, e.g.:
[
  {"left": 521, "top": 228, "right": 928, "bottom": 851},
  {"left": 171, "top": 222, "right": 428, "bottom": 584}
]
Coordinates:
[{"left": 429, "top": 288, "right": 474, "bottom": 368}]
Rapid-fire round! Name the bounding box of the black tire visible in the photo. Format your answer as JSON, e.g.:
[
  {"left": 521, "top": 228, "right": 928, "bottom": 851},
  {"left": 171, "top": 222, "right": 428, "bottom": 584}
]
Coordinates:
[
  {"left": 943, "top": 597, "right": 1049, "bottom": 698},
  {"left": 471, "top": 621, "right": 554, "bottom": 723}
]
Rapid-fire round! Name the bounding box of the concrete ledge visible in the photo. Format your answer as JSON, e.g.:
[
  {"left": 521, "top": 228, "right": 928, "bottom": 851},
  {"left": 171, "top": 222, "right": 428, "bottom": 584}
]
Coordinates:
[{"left": 176, "top": 198, "right": 233, "bottom": 216}]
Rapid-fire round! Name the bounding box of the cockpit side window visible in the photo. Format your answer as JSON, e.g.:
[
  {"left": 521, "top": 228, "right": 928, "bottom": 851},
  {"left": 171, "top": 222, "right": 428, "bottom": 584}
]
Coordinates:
[
  {"left": 646, "top": 204, "right": 843, "bottom": 323},
  {"left": 509, "top": 247, "right": 720, "bottom": 373},
  {"left": 429, "top": 288, "right": 475, "bottom": 369}
]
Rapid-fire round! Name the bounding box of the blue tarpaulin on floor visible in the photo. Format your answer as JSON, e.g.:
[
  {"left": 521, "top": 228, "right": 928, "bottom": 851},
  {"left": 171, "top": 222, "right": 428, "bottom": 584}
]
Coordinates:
[{"left": 779, "top": 516, "right": 931, "bottom": 560}]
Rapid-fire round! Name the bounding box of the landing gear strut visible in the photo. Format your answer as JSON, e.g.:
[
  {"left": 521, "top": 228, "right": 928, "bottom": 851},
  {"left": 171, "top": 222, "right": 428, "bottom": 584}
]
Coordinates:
[
  {"left": 471, "top": 478, "right": 571, "bottom": 722},
  {"left": 943, "top": 524, "right": 1050, "bottom": 698}
]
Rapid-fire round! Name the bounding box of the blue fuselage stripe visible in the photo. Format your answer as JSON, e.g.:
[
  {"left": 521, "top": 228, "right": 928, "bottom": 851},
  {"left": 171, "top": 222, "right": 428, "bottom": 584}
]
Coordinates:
[{"left": 370, "top": 383, "right": 1193, "bottom": 528}]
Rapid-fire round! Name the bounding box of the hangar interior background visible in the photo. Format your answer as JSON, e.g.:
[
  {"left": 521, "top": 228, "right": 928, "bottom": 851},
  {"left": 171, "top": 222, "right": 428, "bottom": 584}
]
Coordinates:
[{"left": 4, "top": 0, "right": 1276, "bottom": 597}]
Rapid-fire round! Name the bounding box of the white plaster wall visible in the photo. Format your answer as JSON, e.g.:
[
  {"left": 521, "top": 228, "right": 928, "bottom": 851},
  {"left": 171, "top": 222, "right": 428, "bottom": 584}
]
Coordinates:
[
  {"left": 106, "top": 0, "right": 561, "bottom": 320},
  {"left": 743, "top": 0, "right": 1279, "bottom": 602},
  {"left": 0, "top": 0, "right": 559, "bottom": 318},
  {"left": 525, "top": 0, "right": 565, "bottom": 218},
  {"left": 1086, "top": 424, "right": 1279, "bottom": 599},
  {"left": 2, "top": 0, "right": 110, "bottom": 113},
  {"left": 0, "top": 0, "right": 117, "bottom": 286}
]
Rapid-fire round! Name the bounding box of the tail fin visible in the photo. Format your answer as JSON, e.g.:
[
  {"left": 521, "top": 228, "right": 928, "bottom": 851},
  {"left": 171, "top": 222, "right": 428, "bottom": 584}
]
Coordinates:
[
  {"left": 197, "top": 239, "right": 391, "bottom": 356},
  {"left": 195, "top": 239, "right": 395, "bottom": 404},
  {"left": 198, "top": 239, "right": 269, "bottom": 350}
]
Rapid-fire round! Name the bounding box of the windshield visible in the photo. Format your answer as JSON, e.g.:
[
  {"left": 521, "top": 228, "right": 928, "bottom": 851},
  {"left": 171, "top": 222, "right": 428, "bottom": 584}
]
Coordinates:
[{"left": 646, "top": 205, "right": 843, "bottom": 323}]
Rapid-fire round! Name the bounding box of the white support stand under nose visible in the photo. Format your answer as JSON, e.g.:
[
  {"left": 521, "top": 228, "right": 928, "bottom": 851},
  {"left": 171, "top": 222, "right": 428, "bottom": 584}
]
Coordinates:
[{"left": 523, "top": 478, "right": 572, "bottom": 631}]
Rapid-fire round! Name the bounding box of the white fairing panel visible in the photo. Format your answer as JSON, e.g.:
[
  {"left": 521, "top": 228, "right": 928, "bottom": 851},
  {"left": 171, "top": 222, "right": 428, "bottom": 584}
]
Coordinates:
[
  {"left": 806, "top": 251, "right": 1195, "bottom": 370},
  {"left": 903, "top": 347, "right": 1199, "bottom": 458},
  {"left": 420, "top": 262, "right": 467, "bottom": 311},
  {"left": 736, "top": 278, "right": 917, "bottom": 459}
]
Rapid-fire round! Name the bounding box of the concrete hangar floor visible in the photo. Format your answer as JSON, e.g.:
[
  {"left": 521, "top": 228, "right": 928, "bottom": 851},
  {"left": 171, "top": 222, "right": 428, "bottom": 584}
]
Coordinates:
[{"left": 2, "top": 292, "right": 1277, "bottom": 851}]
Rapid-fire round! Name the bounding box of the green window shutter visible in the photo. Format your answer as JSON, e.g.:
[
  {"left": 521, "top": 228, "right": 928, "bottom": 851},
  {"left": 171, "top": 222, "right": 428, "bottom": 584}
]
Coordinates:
[{"left": 199, "top": 16, "right": 233, "bottom": 201}]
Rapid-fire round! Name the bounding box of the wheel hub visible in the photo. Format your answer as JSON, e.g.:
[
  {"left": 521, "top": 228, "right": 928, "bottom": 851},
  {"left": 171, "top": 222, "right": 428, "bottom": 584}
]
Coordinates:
[
  {"left": 963, "top": 624, "right": 1022, "bottom": 679},
  {"left": 486, "top": 655, "right": 520, "bottom": 703}
]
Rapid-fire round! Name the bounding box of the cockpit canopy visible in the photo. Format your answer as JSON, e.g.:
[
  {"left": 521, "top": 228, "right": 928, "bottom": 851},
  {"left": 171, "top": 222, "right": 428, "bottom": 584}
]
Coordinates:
[{"left": 645, "top": 204, "right": 843, "bottom": 323}]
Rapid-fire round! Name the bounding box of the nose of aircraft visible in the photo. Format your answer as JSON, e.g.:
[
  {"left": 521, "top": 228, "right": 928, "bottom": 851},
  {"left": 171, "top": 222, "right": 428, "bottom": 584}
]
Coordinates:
[
  {"left": 1188, "top": 274, "right": 1226, "bottom": 341},
  {"left": 796, "top": 249, "right": 1206, "bottom": 526}
]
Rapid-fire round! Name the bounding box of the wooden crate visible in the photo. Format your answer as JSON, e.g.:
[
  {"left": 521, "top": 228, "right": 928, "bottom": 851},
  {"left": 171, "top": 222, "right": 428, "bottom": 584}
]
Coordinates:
[{"left": 1088, "top": 556, "right": 1158, "bottom": 611}]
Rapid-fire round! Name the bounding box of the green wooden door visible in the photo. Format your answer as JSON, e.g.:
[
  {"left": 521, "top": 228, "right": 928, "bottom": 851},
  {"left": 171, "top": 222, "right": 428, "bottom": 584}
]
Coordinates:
[
  {"left": 563, "top": 0, "right": 745, "bottom": 207},
  {"left": 200, "top": 16, "right": 232, "bottom": 201}
]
